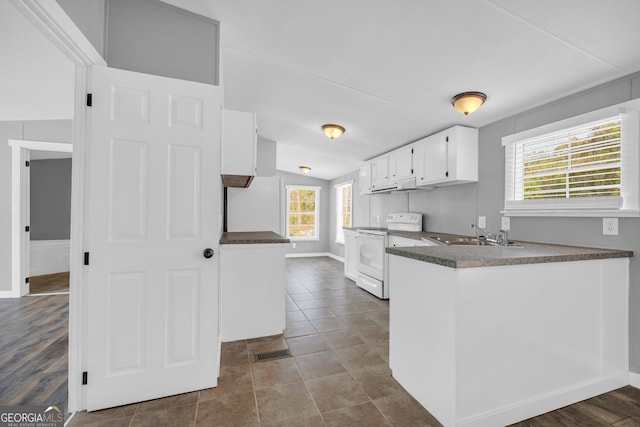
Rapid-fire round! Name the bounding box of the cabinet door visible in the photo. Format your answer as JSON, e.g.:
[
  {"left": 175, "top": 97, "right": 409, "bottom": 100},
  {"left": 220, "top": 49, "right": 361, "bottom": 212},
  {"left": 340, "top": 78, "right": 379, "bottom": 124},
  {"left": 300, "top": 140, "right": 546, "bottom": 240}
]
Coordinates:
[
  {"left": 344, "top": 231, "right": 359, "bottom": 281},
  {"left": 416, "top": 135, "right": 448, "bottom": 185},
  {"left": 389, "top": 145, "right": 413, "bottom": 181},
  {"left": 371, "top": 156, "right": 390, "bottom": 188},
  {"left": 359, "top": 164, "right": 372, "bottom": 194},
  {"left": 221, "top": 110, "right": 257, "bottom": 176}
]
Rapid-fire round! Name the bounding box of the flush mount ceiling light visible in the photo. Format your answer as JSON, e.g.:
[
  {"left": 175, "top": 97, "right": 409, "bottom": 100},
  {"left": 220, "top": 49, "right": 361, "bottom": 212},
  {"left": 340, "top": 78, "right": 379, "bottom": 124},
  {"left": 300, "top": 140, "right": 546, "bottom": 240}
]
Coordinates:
[
  {"left": 299, "top": 166, "right": 311, "bottom": 174},
  {"left": 451, "top": 92, "right": 487, "bottom": 116},
  {"left": 322, "top": 124, "right": 345, "bottom": 139}
]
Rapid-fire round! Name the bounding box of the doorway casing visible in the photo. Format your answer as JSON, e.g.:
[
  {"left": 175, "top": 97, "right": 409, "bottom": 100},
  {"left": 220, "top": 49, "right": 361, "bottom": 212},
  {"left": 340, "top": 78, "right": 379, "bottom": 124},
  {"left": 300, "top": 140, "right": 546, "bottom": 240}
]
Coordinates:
[
  {"left": 10, "top": 0, "right": 106, "bottom": 413},
  {"left": 9, "top": 139, "right": 73, "bottom": 298}
]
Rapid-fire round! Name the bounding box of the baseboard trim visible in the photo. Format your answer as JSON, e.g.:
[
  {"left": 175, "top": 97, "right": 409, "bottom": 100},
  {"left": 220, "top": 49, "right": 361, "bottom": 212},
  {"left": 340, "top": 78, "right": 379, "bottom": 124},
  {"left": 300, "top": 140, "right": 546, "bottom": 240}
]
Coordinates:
[
  {"left": 0, "top": 291, "right": 15, "bottom": 299},
  {"left": 630, "top": 372, "right": 640, "bottom": 388},
  {"left": 458, "top": 373, "right": 629, "bottom": 426},
  {"left": 285, "top": 252, "right": 344, "bottom": 262},
  {"left": 327, "top": 253, "right": 344, "bottom": 262}
]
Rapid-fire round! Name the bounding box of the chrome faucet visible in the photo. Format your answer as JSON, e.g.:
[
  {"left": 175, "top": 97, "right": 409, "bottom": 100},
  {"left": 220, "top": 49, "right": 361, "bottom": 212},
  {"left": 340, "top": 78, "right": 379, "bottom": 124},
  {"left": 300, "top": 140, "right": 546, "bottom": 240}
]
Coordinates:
[
  {"left": 471, "top": 224, "right": 510, "bottom": 246},
  {"left": 471, "top": 223, "right": 496, "bottom": 240}
]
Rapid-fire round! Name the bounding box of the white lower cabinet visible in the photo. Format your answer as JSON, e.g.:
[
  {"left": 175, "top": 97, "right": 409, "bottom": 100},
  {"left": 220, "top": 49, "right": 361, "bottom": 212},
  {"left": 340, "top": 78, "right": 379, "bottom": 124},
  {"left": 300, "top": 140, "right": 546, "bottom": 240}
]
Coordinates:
[
  {"left": 389, "top": 255, "right": 629, "bottom": 426},
  {"left": 220, "top": 243, "right": 287, "bottom": 341},
  {"left": 344, "top": 230, "right": 358, "bottom": 281}
]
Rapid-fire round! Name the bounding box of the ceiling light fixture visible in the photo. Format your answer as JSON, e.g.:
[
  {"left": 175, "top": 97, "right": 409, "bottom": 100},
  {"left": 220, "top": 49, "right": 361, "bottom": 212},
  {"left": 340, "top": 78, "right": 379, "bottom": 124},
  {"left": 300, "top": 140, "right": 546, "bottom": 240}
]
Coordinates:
[
  {"left": 451, "top": 92, "right": 487, "bottom": 116},
  {"left": 322, "top": 124, "right": 345, "bottom": 139},
  {"left": 299, "top": 166, "right": 311, "bottom": 174}
]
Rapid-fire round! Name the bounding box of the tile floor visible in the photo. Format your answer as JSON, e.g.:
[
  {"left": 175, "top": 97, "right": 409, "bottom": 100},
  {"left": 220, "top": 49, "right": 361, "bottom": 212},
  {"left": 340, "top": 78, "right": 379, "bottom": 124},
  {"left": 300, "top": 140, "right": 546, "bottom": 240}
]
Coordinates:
[
  {"left": 68, "top": 256, "right": 440, "bottom": 426},
  {"left": 65, "top": 256, "right": 640, "bottom": 426}
]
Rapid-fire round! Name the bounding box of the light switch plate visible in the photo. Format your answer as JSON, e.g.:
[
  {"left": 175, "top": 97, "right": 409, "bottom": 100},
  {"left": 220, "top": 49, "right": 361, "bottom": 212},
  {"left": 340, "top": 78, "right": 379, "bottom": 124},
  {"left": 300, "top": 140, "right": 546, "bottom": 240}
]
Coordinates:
[
  {"left": 501, "top": 216, "right": 511, "bottom": 231},
  {"left": 603, "top": 218, "right": 618, "bottom": 235},
  {"left": 478, "top": 216, "right": 486, "bottom": 228}
]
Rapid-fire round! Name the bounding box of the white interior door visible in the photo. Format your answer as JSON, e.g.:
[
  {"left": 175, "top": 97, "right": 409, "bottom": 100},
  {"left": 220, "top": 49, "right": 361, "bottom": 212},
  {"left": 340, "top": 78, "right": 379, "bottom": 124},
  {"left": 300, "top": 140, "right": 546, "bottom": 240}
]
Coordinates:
[{"left": 85, "top": 66, "right": 221, "bottom": 411}]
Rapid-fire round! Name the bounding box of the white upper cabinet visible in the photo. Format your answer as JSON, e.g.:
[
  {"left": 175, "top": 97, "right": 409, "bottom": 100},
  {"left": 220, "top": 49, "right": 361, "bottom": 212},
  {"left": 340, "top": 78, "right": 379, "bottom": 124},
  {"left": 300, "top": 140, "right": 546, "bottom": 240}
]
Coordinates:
[
  {"left": 389, "top": 145, "right": 414, "bottom": 181},
  {"left": 414, "top": 126, "right": 478, "bottom": 187},
  {"left": 371, "top": 156, "right": 390, "bottom": 189},
  {"left": 221, "top": 110, "right": 257, "bottom": 176},
  {"left": 359, "top": 163, "right": 373, "bottom": 194}
]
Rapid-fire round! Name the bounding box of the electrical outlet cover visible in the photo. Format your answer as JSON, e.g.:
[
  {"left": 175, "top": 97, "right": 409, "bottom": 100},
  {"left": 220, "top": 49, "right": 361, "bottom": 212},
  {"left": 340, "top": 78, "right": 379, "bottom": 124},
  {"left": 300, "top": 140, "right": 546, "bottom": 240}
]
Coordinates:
[
  {"left": 478, "top": 216, "right": 486, "bottom": 228},
  {"left": 603, "top": 218, "right": 618, "bottom": 235},
  {"left": 501, "top": 216, "right": 511, "bottom": 231}
]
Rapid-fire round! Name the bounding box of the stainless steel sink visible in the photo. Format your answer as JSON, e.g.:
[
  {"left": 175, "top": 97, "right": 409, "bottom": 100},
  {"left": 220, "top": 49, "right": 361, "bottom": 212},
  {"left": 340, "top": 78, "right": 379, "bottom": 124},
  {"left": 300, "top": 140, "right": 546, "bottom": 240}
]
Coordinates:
[
  {"left": 429, "top": 236, "right": 521, "bottom": 247},
  {"left": 448, "top": 240, "right": 500, "bottom": 246}
]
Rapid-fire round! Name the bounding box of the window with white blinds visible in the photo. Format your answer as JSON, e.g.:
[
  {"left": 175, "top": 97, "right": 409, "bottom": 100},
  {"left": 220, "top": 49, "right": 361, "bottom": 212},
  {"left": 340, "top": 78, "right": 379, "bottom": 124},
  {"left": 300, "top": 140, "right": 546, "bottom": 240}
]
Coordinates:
[
  {"left": 505, "top": 116, "right": 622, "bottom": 211},
  {"left": 335, "top": 181, "right": 352, "bottom": 243}
]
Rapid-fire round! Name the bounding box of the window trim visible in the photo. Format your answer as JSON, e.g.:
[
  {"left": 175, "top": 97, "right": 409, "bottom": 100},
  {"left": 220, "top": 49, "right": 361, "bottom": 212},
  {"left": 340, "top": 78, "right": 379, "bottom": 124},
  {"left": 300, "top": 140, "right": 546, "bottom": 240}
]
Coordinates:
[
  {"left": 334, "top": 180, "right": 353, "bottom": 244},
  {"left": 285, "top": 185, "right": 321, "bottom": 241},
  {"left": 502, "top": 99, "right": 640, "bottom": 218}
]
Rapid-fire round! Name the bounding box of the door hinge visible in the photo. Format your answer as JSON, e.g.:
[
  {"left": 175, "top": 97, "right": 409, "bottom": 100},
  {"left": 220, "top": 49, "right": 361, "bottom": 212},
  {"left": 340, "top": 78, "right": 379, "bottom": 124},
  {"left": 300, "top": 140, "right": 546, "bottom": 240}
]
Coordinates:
[
  {"left": 25, "top": 277, "right": 30, "bottom": 284},
  {"left": 411, "top": 169, "right": 413, "bottom": 174},
  {"left": 84, "top": 252, "right": 90, "bottom": 266},
  {"left": 86, "top": 93, "right": 93, "bottom": 107},
  {"left": 411, "top": 148, "right": 414, "bottom": 154},
  {"left": 445, "top": 136, "right": 449, "bottom": 142},
  {"left": 25, "top": 226, "right": 29, "bottom": 232},
  {"left": 446, "top": 171, "right": 449, "bottom": 177},
  {"left": 82, "top": 371, "right": 88, "bottom": 385},
  {"left": 25, "top": 161, "right": 30, "bottom": 167}
]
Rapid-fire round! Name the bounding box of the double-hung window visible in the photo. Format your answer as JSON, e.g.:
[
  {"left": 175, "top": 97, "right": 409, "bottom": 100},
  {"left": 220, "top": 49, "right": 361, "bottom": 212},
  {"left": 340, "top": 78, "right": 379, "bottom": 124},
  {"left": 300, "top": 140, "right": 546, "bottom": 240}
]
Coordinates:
[
  {"left": 335, "top": 181, "right": 352, "bottom": 244},
  {"left": 503, "top": 100, "right": 640, "bottom": 216},
  {"left": 286, "top": 185, "right": 320, "bottom": 240}
]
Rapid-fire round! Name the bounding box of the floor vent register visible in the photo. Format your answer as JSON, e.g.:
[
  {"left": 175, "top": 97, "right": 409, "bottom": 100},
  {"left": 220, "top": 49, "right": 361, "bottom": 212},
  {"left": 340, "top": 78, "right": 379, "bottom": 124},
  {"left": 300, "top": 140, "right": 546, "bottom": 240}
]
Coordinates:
[{"left": 253, "top": 349, "right": 292, "bottom": 362}]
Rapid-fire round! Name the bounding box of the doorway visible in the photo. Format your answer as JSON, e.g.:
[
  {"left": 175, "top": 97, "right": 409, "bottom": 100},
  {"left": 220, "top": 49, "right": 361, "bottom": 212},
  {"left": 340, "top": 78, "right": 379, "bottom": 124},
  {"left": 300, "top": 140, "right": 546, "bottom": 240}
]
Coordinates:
[{"left": 9, "top": 140, "right": 73, "bottom": 298}]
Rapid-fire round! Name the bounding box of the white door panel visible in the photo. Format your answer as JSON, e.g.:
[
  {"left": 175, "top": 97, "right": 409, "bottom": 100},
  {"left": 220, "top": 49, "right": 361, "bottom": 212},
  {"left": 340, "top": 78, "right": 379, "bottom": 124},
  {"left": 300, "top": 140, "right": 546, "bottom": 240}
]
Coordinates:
[{"left": 86, "top": 66, "right": 220, "bottom": 411}]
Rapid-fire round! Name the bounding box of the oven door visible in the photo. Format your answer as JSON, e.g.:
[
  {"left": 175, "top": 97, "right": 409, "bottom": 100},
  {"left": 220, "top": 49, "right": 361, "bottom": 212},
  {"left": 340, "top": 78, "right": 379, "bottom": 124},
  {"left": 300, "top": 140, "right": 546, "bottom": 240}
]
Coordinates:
[{"left": 356, "top": 232, "right": 385, "bottom": 281}]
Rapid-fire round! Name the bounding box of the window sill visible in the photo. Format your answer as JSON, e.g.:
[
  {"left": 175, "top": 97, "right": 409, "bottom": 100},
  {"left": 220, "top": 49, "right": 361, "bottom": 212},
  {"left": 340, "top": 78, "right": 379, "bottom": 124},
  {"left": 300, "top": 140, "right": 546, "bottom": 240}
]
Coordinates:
[
  {"left": 501, "top": 209, "right": 640, "bottom": 218},
  {"left": 288, "top": 238, "right": 320, "bottom": 242},
  {"left": 335, "top": 240, "right": 345, "bottom": 245}
]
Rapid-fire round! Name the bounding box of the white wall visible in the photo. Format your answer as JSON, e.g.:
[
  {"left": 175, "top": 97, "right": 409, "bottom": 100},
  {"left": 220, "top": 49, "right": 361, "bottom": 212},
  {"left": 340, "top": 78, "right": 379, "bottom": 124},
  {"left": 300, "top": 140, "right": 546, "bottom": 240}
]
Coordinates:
[{"left": 0, "top": 120, "right": 73, "bottom": 293}]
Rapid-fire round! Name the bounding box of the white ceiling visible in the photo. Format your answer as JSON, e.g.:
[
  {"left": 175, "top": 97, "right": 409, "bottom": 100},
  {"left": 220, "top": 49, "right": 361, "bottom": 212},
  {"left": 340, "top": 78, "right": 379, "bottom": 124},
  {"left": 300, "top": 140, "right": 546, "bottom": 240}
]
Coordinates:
[
  {"left": 0, "top": 2, "right": 74, "bottom": 121},
  {"left": 202, "top": 0, "right": 640, "bottom": 179},
  {"left": 4, "top": 1, "right": 640, "bottom": 180}
]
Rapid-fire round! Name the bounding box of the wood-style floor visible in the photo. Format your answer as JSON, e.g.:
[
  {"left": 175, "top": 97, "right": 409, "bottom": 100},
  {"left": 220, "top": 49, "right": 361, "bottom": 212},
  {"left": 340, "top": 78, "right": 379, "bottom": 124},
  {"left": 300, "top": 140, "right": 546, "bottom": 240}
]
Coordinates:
[
  {"left": 2, "top": 258, "right": 640, "bottom": 426},
  {"left": 0, "top": 294, "right": 68, "bottom": 414},
  {"left": 29, "top": 272, "right": 70, "bottom": 294}
]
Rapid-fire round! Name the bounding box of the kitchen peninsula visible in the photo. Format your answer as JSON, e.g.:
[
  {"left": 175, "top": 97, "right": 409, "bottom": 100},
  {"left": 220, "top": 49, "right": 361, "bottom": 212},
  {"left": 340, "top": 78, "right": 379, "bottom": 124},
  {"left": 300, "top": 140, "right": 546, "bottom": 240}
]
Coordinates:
[
  {"left": 386, "top": 241, "right": 633, "bottom": 427},
  {"left": 219, "top": 231, "right": 289, "bottom": 341}
]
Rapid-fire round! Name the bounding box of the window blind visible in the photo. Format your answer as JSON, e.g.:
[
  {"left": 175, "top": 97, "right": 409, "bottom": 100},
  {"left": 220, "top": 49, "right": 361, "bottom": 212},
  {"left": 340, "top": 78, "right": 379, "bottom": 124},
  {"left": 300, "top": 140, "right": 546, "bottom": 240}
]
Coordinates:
[
  {"left": 505, "top": 116, "right": 622, "bottom": 210},
  {"left": 336, "top": 182, "right": 352, "bottom": 243}
]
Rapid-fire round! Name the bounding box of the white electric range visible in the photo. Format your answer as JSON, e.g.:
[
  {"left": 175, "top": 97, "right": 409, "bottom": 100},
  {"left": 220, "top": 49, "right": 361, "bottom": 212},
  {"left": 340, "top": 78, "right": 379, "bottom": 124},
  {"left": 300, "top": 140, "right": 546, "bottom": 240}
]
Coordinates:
[{"left": 356, "top": 212, "right": 422, "bottom": 299}]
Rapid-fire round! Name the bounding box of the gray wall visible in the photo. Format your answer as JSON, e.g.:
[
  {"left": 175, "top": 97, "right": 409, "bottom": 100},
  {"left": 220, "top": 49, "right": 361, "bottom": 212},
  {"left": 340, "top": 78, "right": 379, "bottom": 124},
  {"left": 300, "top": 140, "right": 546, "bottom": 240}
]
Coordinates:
[
  {"left": 30, "top": 159, "right": 72, "bottom": 240},
  {"left": 0, "top": 120, "right": 73, "bottom": 293},
  {"left": 57, "top": 0, "right": 106, "bottom": 57},
  {"left": 56, "top": 0, "right": 220, "bottom": 85},
  {"left": 278, "top": 170, "right": 330, "bottom": 255},
  {"left": 256, "top": 136, "right": 277, "bottom": 177},
  {"left": 472, "top": 71, "right": 640, "bottom": 373}
]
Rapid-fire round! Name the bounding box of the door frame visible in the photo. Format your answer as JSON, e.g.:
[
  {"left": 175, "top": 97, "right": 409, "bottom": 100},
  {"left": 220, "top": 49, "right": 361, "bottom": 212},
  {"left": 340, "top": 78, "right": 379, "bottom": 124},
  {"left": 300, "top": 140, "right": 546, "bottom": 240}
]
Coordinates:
[
  {"left": 8, "top": 140, "right": 73, "bottom": 298},
  {"left": 10, "top": 0, "right": 106, "bottom": 413}
]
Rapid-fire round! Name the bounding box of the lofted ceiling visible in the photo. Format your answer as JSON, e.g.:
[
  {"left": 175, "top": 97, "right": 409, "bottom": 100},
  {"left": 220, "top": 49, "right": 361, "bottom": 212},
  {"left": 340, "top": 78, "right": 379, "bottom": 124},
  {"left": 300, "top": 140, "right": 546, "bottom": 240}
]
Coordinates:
[
  {"left": 201, "top": 0, "right": 640, "bottom": 180},
  {"left": 4, "top": 1, "right": 640, "bottom": 181},
  {"left": 0, "top": 1, "right": 74, "bottom": 121}
]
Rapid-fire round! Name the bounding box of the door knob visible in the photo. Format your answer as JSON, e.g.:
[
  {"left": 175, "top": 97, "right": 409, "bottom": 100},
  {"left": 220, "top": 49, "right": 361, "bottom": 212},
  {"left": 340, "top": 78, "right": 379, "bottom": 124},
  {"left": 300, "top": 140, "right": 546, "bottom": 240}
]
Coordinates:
[{"left": 203, "top": 248, "right": 214, "bottom": 259}]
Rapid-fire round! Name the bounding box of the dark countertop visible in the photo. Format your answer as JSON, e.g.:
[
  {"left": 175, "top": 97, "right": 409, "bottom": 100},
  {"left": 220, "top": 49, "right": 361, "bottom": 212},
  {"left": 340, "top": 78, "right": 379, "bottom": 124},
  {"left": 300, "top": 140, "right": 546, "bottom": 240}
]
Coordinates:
[
  {"left": 220, "top": 231, "right": 290, "bottom": 245},
  {"left": 387, "top": 238, "right": 633, "bottom": 269}
]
